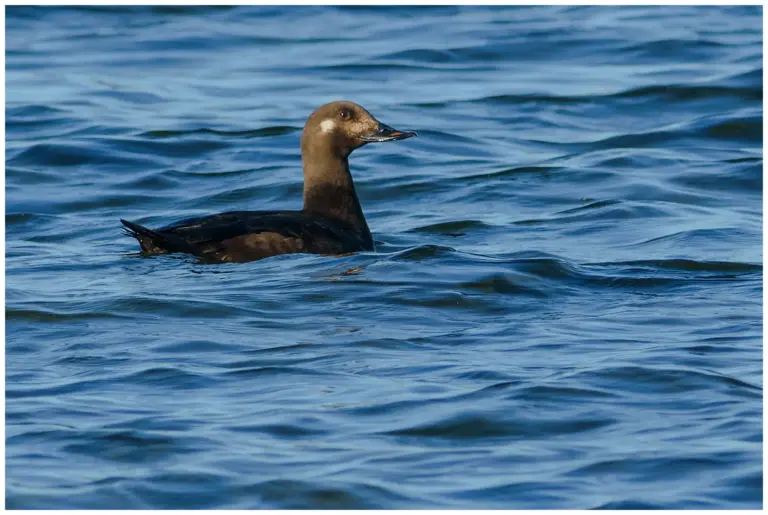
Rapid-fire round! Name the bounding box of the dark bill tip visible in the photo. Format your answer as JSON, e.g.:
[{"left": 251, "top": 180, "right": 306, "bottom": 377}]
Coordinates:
[{"left": 359, "top": 122, "right": 417, "bottom": 142}]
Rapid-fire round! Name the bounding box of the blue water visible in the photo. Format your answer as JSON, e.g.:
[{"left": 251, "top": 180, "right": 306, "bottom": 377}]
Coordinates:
[{"left": 5, "top": 5, "right": 762, "bottom": 509}]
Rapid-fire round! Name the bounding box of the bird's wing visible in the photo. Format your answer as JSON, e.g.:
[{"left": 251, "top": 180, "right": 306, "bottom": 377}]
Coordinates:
[{"left": 157, "top": 211, "right": 354, "bottom": 258}]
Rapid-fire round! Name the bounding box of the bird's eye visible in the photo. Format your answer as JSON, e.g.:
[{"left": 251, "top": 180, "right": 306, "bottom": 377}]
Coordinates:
[{"left": 339, "top": 108, "right": 353, "bottom": 120}]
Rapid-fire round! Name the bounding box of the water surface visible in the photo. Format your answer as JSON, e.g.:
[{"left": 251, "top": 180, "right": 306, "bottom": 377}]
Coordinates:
[{"left": 6, "top": 5, "right": 762, "bottom": 509}]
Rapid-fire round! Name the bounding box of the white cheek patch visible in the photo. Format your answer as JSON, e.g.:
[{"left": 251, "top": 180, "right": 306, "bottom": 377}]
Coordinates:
[{"left": 319, "top": 119, "right": 336, "bottom": 133}]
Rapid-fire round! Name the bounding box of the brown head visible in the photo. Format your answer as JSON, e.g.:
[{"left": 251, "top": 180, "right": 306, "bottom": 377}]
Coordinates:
[
  {"left": 300, "top": 101, "right": 415, "bottom": 237},
  {"left": 301, "top": 101, "right": 416, "bottom": 161}
]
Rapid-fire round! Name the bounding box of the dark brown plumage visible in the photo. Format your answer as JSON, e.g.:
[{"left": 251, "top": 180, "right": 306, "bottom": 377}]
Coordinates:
[{"left": 121, "top": 101, "right": 416, "bottom": 263}]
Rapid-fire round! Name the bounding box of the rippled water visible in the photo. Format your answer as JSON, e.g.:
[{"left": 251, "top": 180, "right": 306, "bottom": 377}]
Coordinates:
[{"left": 5, "top": 5, "right": 762, "bottom": 509}]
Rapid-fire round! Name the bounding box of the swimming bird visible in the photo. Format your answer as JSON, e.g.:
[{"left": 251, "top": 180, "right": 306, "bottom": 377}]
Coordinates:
[{"left": 121, "top": 101, "right": 416, "bottom": 263}]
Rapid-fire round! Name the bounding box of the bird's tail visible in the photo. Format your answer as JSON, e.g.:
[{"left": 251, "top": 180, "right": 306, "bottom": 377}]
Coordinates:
[{"left": 121, "top": 219, "right": 171, "bottom": 254}]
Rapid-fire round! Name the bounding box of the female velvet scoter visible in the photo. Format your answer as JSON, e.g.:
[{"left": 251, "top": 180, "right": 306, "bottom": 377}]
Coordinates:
[{"left": 121, "top": 101, "right": 416, "bottom": 263}]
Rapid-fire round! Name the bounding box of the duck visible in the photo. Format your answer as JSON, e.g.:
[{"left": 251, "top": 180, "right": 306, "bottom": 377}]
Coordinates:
[{"left": 121, "top": 101, "right": 416, "bottom": 263}]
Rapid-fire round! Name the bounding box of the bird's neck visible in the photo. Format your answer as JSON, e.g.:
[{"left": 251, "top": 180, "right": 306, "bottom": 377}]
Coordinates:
[{"left": 302, "top": 148, "right": 372, "bottom": 241}]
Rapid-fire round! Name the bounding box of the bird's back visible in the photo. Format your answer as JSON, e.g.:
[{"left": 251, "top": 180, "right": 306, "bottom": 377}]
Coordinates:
[{"left": 122, "top": 210, "right": 373, "bottom": 263}]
